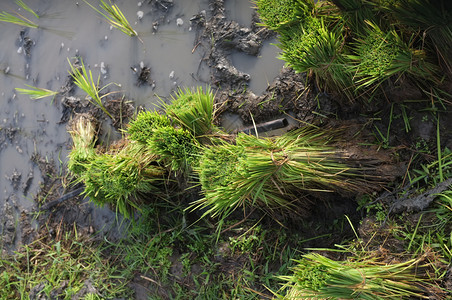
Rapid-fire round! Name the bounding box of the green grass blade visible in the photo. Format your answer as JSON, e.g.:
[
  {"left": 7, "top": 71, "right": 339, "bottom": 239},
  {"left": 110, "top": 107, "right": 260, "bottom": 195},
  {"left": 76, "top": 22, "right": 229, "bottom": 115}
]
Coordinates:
[
  {"left": 16, "top": 0, "right": 39, "bottom": 19},
  {"left": 0, "top": 11, "right": 37, "bottom": 28},
  {"left": 15, "top": 84, "right": 58, "bottom": 100}
]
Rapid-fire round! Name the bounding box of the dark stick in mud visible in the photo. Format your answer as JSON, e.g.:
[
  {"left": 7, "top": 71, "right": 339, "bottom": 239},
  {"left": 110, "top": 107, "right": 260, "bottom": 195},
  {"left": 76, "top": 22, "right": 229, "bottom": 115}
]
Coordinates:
[{"left": 38, "top": 187, "right": 86, "bottom": 211}]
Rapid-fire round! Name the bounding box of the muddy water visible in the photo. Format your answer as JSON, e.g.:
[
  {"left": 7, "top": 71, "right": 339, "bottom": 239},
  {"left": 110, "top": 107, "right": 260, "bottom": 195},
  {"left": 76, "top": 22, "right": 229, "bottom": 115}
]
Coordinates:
[
  {"left": 224, "top": 0, "right": 255, "bottom": 27},
  {"left": 0, "top": 0, "right": 285, "bottom": 237},
  {"left": 225, "top": 0, "right": 284, "bottom": 94},
  {"left": 230, "top": 37, "right": 284, "bottom": 94}
]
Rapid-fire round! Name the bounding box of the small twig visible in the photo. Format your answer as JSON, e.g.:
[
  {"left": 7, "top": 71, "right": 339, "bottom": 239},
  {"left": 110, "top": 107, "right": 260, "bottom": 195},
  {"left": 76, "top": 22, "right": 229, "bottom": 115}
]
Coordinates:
[
  {"left": 140, "top": 275, "right": 162, "bottom": 287},
  {"left": 192, "top": 41, "right": 201, "bottom": 53}
]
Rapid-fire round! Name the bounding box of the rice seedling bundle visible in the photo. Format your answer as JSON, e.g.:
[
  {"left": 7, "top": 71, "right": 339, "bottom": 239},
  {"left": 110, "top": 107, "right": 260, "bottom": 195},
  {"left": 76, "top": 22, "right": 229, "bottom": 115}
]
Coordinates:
[
  {"left": 162, "top": 87, "right": 215, "bottom": 137},
  {"left": 127, "top": 110, "right": 199, "bottom": 171},
  {"left": 127, "top": 110, "right": 171, "bottom": 144},
  {"left": 350, "top": 22, "right": 439, "bottom": 92},
  {"left": 254, "top": 0, "right": 314, "bottom": 30},
  {"left": 278, "top": 17, "right": 355, "bottom": 100},
  {"left": 392, "top": 0, "right": 452, "bottom": 70},
  {"left": 80, "top": 141, "right": 165, "bottom": 218},
  {"left": 147, "top": 126, "right": 199, "bottom": 171},
  {"left": 283, "top": 253, "right": 431, "bottom": 299},
  {"left": 68, "top": 116, "right": 165, "bottom": 218},
  {"left": 194, "top": 127, "right": 381, "bottom": 218},
  {"left": 330, "top": 0, "right": 379, "bottom": 33},
  {"left": 67, "top": 114, "right": 97, "bottom": 175}
]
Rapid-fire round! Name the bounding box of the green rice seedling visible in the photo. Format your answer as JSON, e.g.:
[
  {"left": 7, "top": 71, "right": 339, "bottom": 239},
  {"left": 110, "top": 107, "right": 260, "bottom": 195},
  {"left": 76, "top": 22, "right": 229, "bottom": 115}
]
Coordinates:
[
  {"left": 349, "top": 22, "right": 439, "bottom": 95},
  {"left": 278, "top": 17, "right": 356, "bottom": 101},
  {"left": 67, "top": 114, "right": 165, "bottom": 218},
  {"left": 127, "top": 110, "right": 170, "bottom": 144},
  {"left": 147, "top": 126, "right": 199, "bottom": 171},
  {"left": 79, "top": 141, "right": 165, "bottom": 218},
  {"left": 68, "top": 57, "right": 114, "bottom": 119},
  {"left": 254, "top": 0, "right": 314, "bottom": 30},
  {"left": 15, "top": 84, "right": 58, "bottom": 100},
  {"left": 329, "top": 0, "right": 380, "bottom": 33},
  {"left": 161, "top": 86, "right": 216, "bottom": 137},
  {"left": 193, "top": 127, "right": 384, "bottom": 218},
  {"left": 16, "top": 0, "right": 39, "bottom": 19},
  {"left": 67, "top": 114, "right": 97, "bottom": 175},
  {"left": 0, "top": 11, "right": 37, "bottom": 28},
  {"left": 84, "top": 0, "right": 141, "bottom": 42},
  {"left": 281, "top": 253, "right": 432, "bottom": 299},
  {"left": 392, "top": 0, "right": 452, "bottom": 71}
]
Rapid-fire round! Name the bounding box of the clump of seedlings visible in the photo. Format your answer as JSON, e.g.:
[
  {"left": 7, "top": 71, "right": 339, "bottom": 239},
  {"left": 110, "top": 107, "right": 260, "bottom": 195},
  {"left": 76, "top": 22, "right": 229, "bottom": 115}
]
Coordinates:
[
  {"left": 282, "top": 252, "right": 438, "bottom": 299},
  {"left": 80, "top": 141, "right": 165, "bottom": 218},
  {"left": 68, "top": 114, "right": 166, "bottom": 218},
  {"left": 147, "top": 126, "right": 199, "bottom": 171},
  {"left": 350, "top": 21, "right": 439, "bottom": 95},
  {"left": 255, "top": 0, "right": 449, "bottom": 103},
  {"left": 160, "top": 86, "right": 217, "bottom": 137},
  {"left": 67, "top": 114, "right": 97, "bottom": 175},
  {"left": 193, "top": 127, "right": 389, "bottom": 219},
  {"left": 127, "top": 110, "right": 171, "bottom": 144},
  {"left": 127, "top": 109, "right": 200, "bottom": 171},
  {"left": 67, "top": 87, "right": 216, "bottom": 217},
  {"left": 278, "top": 16, "right": 355, "bottom": 100},
  {"left": 392, "top": 0, "right": 452, "bottom": 71},
  {"left": 254, "top": 0, "right": 313, "bottom": 30}
]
